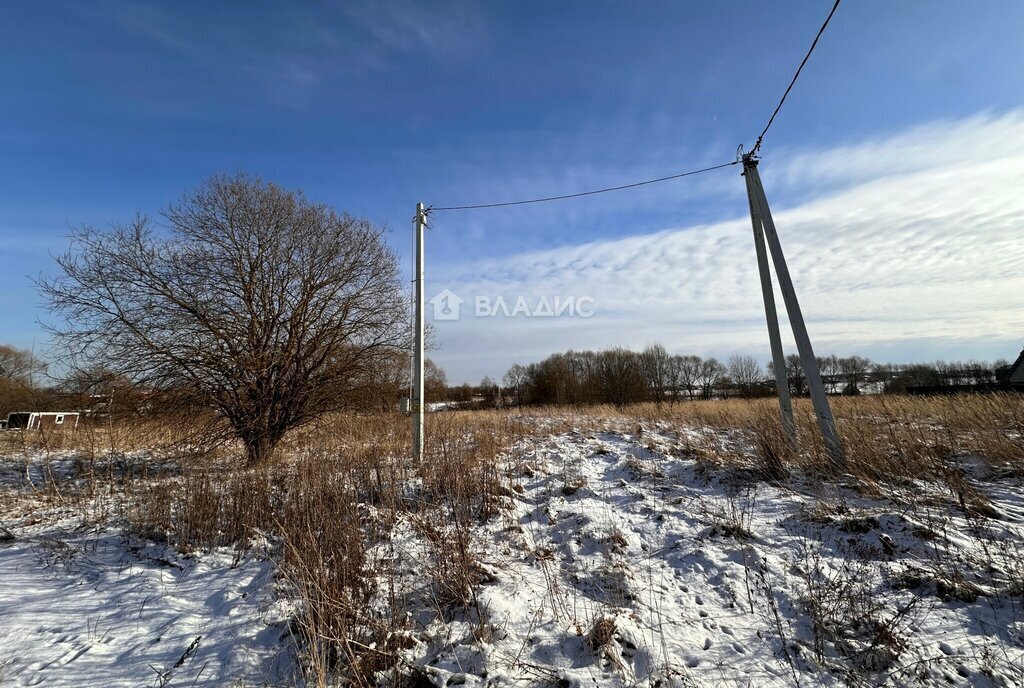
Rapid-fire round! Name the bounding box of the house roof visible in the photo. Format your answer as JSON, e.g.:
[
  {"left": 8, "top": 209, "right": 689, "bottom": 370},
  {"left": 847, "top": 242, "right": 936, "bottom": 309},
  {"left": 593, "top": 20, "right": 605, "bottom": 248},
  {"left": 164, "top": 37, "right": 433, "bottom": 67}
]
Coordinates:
[{"left": 1009, "top": 348, "right": 1024, "bottom": 380}]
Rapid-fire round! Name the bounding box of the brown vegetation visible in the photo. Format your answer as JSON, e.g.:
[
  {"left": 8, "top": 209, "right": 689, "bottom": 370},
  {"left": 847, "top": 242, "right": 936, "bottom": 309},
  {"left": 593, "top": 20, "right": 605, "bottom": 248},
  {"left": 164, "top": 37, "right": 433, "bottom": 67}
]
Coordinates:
[{"left": 3, "top": 393, "right": 1022, "bottom": 683}]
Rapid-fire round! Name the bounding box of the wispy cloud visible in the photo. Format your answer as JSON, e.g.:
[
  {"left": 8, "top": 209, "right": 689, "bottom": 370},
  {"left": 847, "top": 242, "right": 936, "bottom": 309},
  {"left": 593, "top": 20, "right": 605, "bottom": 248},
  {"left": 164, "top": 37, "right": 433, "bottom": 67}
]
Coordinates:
[
  {"left": 772, "top": 110, "right": 1024, "bottom": 196},
  {"left": 338, "top": 0, "right": 485, "bottom": 61},
  {"left": 86, "top": 0, "right": 486, "bottom": 106},
  {"left": 428, "top": 111, "right": 1024, "bottom": 382}
]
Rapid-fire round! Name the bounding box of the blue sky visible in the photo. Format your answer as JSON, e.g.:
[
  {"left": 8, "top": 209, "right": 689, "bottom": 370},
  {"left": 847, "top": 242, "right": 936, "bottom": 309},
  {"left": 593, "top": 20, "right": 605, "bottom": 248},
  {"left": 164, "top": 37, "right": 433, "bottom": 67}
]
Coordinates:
[{"left": 3, "top": 1, "right": 1024, "bottom": 383}]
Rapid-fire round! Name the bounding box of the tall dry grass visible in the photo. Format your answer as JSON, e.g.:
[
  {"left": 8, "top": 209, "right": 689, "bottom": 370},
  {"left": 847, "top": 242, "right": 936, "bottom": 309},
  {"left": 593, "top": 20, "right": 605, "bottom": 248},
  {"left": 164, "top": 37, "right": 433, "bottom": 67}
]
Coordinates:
[
  {"left": 556, "top": 394, "right": 1024, "bottom": 482},
  {"left": 5, "top": 393, "right": 1022, "bottom": 682},
  {"left": 118, "top": 410, "right": 527, "bottom": 685}
]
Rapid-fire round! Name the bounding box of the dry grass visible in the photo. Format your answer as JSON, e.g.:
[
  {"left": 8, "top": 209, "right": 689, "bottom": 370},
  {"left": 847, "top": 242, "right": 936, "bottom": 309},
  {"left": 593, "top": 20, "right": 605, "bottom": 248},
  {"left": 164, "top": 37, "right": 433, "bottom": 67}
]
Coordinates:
[
  {"left": 550, "top": 395, "right": 1024, "bottom": 495},
  {"left": 4, "top": 393, "right": 1022, "bottom": 683},
  {"left": 112, "top": 410, "right": 526, "bottom": 684}
]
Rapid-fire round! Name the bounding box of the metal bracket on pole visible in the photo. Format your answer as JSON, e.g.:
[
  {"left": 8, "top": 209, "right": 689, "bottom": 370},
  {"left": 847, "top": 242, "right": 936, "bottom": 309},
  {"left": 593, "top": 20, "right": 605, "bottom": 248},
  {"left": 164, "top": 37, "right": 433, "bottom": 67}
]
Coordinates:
[
  {"left": 413, "top": 202, "right": 426, "bottom": 462},
  {"left": 742, "top": 155, "right": 845, "bottom": 470}
]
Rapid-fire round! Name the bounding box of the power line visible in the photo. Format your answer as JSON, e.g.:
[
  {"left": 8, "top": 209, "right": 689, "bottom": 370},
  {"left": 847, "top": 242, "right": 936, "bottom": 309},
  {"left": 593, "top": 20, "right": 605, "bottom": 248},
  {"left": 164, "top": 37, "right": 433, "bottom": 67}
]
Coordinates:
[
  {"left": 752, "top": 0, "right": 841, "bottom": 154},
  {"left": 429, "top": 1, "right": 841, "bottom": 212},
  {"left": 429, "top": 160, "right": 738, "bottom": 212}
]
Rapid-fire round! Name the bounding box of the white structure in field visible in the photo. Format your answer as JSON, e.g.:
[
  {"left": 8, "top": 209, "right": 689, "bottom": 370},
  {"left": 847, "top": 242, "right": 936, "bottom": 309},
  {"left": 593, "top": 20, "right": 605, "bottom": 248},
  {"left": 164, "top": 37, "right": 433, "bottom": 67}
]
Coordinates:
[{"left": 3, "top": 411, "right": 80, "bottom": 431}]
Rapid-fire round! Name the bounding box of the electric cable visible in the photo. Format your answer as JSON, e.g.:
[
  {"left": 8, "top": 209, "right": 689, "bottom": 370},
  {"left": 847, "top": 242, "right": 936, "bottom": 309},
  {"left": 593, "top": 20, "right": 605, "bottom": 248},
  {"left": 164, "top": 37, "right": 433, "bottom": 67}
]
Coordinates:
[
  {"left": 427, "top": 1, "right": 840, "bottom": 209},
  {"left": 751, "top": 0, "right": 841, "bottom": 154},
  {"left": 429, "top": 161, "right": 738, "bottom": 212}
]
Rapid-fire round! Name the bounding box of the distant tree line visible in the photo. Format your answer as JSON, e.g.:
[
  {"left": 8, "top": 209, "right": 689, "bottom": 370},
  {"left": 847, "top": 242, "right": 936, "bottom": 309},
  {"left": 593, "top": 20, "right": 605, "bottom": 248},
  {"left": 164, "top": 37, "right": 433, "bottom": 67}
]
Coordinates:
[
  {"left": 439, "top": 345, "right": 1015, "bottom": 407},
  {"left": 0, "top": 343, "right": 452, "bottom": 423}
]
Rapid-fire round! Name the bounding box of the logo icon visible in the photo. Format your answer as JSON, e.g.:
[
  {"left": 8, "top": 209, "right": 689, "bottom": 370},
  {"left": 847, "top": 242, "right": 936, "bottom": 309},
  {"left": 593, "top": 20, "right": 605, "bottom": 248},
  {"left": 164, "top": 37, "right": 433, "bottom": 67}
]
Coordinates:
[{"left": 429, "top": 289, "right": 464, "bottom": 321}]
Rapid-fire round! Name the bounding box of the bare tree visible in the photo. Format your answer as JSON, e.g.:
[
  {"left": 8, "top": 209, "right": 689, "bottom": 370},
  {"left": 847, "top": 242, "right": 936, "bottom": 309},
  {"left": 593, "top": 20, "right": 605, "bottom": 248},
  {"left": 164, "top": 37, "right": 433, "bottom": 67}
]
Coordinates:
[
  {"left": 697, "top": 357, "right": 726, "bottom": 400},
  {"left": 424, "top": 358, "right": 448, "bottom": 403},
  {"left": 674, "top": 354, "right": 702, "bottom": 401},
  {"left": 0, "top": 345, "right": 45, "bottom": 383},
  {"left": 770, "top": 354, "right": 807, "bottom": 397},
  {"left": 40, "top": 174, "right": 408, "bottom": 465},
  {"left": 640, "top": 344, "right": 671, "bottom": 405},
  {"left": 595, "top": 348, "right": 646, "bottom": 407},
  {"left": 665, "top": 355, "right": 682, "bottom": 404},
  {"left": 0, "top": 344, "right": 46, "bottom": 415},
  {"left": 447, "top": 383, "right": 474, "bottom": 403},
  {"left": 503, "top": 363, "right": 528, "bottom": 406},
  {"left": 727, "top": 354, "right": 762, "bottom": 398},
  {"left": 479, "top": 376, "right": 500, "bottom": 407},
  {"left": 839, "top": 355, "right": 872, "bottom": 395},
  {"left": 817, "top": 354, "right": 841, "bottom": 394}
]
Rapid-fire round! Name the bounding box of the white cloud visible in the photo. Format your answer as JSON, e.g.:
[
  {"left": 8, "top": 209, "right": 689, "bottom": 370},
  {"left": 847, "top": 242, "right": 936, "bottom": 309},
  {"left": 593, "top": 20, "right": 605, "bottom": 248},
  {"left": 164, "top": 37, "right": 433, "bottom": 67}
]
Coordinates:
[
  {"left": 773, "top": 110, "right": 1024, "bottom": 194},
  {"left": 427, "top": 111, "right": 1024, "bottom": 382},
  {"left": 338, "top": 0, "right": 485, "bottom": 61}
]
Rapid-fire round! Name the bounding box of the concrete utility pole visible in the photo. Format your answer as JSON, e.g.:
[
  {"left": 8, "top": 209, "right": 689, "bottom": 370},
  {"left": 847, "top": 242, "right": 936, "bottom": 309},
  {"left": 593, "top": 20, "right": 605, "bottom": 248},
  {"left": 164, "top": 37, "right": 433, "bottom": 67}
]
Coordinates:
[
  {"left": 742, "top": 155, "right": 845, "bottom": 470},
  {"left": 744, "top": 166, "right": 796, "bottom": 447},
  {"left": 413, "top": 202, "right": 426, "bottom": 462}
]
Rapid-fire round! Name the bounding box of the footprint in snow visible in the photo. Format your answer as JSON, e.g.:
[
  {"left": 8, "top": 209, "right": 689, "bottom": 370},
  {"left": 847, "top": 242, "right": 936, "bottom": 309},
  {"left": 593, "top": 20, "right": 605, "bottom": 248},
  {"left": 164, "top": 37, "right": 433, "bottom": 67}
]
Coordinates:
[{"left": 60, "top": 645, "right": 90, "bottom": 665}]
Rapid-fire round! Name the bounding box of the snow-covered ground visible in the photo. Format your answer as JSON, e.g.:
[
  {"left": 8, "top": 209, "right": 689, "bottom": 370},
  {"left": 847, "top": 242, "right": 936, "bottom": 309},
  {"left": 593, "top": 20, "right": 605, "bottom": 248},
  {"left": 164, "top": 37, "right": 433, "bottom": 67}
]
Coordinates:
[
  {"left": 0, "top": 510, "right": 293, "bottom": 687},
  {"left": 403, "top": 427, "right": 1024, "bottom": 687},
  {"left": 1, "top": 423, "right": 1023, "bottom": 686}
]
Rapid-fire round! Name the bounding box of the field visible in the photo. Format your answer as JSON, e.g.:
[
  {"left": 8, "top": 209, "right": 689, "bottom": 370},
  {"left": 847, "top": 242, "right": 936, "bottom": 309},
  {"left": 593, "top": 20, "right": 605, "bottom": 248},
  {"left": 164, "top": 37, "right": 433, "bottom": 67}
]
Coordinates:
[{"left": 1, "top": 395, "right": 1023, "bottom": 687}]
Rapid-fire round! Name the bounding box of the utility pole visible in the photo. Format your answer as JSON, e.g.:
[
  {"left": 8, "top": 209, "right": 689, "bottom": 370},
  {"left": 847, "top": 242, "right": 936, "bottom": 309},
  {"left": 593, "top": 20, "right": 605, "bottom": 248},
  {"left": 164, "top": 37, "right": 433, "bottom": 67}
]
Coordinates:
[
  {"left": 413, "top": 202, "right": 426, "bottom": 462},
  {"left": 742, "top": 155, "right": 845, "bottom": 470},
  {"left": 744, "top": 165, "right": 796, "bottom": 448}
]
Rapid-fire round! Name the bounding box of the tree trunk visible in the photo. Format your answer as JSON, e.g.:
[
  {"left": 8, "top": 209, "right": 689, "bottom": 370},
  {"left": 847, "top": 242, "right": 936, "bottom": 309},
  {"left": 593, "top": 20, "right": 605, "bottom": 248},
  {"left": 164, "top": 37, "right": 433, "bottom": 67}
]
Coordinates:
[{"left": 242, "top": 430, "right": 281, "bottom": 466}]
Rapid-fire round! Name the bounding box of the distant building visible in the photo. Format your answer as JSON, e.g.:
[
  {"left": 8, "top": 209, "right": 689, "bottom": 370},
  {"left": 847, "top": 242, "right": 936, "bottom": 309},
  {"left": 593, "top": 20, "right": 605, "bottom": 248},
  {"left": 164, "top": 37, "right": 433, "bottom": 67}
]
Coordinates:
[
  {"left": 3, "top": 411, "right": 80, "bottom": 431},
  {"left": 995, "top": 348, "right": 1024, "bottom": 388}
]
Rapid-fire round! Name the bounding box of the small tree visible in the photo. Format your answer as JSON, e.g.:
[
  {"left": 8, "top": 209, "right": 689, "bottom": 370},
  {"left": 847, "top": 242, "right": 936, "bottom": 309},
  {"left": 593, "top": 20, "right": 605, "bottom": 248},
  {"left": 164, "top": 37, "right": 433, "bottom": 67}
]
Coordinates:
[
  {"left": 727, "top": 354, "right": 762, "bottom": 398},
  {"left": 424, "top": 358, "right": 448, "bottom": 403},
  {"left": 817, "top": 354, "right": 841, "bottom": 394},
  {"left": 696, "top": 357, "right": 726, "bottom": 400},
  {"left": 640, "top": 344, "right": 671, "bottom": 405},
  {"left": 839, "top": 355, "right": 872, "bottom": 395},
  {"left": 0, "top": 344, "right": 46, "bottom": 416},
  {"left": 594, "top": 348, "right": 646, "bottom": 407},
  {"left": 41, "top": 174, "right": 408, "bottom": 465},
  {"left": 479, "top": 376, "right": 500, "bottom": 407},
  {"left": 673, "top": 354, "right": 702, "bottom": 401},
  {"left": 769, "top": 354, "right": 807, "bottom": 397},
  {"left": 447, "top": 383, "right": 475, "bottom": 403},
  {"left": 503, "top": 363, "right": 528, "bottom": 406}
]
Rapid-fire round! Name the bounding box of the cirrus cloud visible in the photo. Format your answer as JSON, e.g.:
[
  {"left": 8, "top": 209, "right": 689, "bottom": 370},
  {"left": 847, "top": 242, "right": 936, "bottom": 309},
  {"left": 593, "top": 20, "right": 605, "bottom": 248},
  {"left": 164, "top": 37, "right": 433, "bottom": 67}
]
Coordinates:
[{"left": 427, "top": 110, "right": 1024, "bottom": 383}]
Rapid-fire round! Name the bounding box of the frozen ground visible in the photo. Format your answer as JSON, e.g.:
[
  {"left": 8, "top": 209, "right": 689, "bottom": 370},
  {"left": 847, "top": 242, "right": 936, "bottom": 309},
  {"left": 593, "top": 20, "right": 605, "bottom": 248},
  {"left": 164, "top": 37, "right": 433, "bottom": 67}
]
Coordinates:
[
  {"left": 0, "top": 509, "right": 293, "bottom": 687},
  {"left": 1, "top": 425, "right": 1023, "bottom": 686},
  {"left": 403, "top": 427, "right": 1024, "bottom": 687}
]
